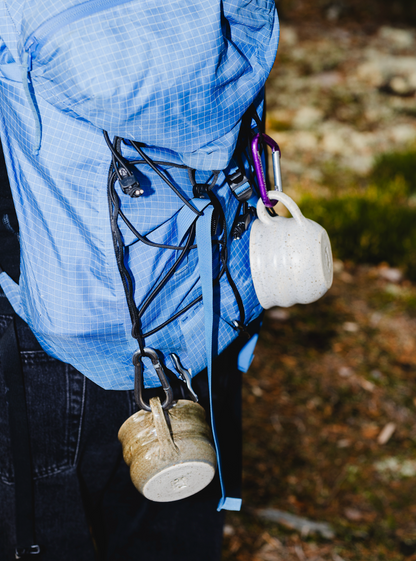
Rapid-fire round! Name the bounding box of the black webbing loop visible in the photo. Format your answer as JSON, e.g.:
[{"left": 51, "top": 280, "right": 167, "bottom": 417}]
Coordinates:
[
  {"left": 188, "top": 169, "right": 220, "bottom": 198},
  {"left": 0, "top": 320, "right": 41, "bottom": 558}
]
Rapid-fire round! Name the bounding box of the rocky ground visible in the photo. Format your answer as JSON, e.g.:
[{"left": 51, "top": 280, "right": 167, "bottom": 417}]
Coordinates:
[
  {"left": 222, "top": 22, "right": 416, "bottom": 561},
  {"left": 265, "top": 24, "right": 416, "bottom": 197}
]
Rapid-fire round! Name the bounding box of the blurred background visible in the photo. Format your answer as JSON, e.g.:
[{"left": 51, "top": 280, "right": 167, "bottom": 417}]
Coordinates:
[{"left": 222, "top": 1, "right": 416, "bottom": 560}]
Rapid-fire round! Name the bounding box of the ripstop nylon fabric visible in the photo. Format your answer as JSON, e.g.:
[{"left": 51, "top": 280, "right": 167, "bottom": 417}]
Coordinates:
[
  {"left": 19, "top": 0, "right": 278, "bottom": 169},
  {"left": 0, "top": 0, "right": 279, "bottom": 390}
]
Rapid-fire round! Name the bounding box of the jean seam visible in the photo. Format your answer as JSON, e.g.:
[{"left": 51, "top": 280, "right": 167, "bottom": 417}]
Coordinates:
[
  {"left": 73, "top": 372, "right": 86, "bottom": 466},
  {"left": 1, "top": 463, "right": 80, "bottom": 485}
]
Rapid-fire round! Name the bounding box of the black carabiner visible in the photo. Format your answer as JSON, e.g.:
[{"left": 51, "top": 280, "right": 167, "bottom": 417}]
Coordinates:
[{"left": 133, "top": 348, "right": 174, "bottom": 411}]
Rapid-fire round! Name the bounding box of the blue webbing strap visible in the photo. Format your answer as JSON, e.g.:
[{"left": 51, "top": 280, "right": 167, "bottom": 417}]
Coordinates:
[
  {"left": 194, "top": 198, "right": 242, "bottom": 512},
  {"left": 238, "top": 333, "right": 259, "bottom": 373}
]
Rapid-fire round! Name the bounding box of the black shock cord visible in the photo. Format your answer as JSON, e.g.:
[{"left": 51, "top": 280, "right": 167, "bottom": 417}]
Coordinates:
[
  {"left": 104, "top": 131, "right": 127, "bottom": 171},
  {"left": 208, "top": 190, "right": 246, "bottom": 327},
  {"left": 108, "top": 171, "right": 197, "bottom": 251},
  {"left": 106, "top": 134, "right": 208, "bottom": 347},
  {"left": 131, "top": 140, "right": 202, "bottom": 216},
  {"left": 108, "top": 168, "right": 144, "bottom": 346},
  {"left": 137, "top": 222, "right": 196, "bottom": 319},
  {"left": 106, "top": 131, "right": 248, "bottom": 348}
]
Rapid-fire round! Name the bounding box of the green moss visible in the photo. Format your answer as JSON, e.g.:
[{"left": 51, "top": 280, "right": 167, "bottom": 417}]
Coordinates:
[
  {"left": 268, "top": 117, "right": 292, "bottom": 131},
  {"left": 299, "top": 179, "right": 416, "bottom": 279},
  {"left": 371, "top": 149, "right": 416, "bottom": 195}
]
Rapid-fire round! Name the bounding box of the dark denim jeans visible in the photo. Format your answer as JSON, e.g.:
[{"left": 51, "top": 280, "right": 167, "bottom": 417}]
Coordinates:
[{"left": 0, "top": 303, "right": 248, "bottom": 561}]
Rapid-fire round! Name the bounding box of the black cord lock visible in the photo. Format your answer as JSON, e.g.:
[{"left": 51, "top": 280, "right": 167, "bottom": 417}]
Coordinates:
[{"left": 118, "top": 163, "right": 144, "bottom": 198}]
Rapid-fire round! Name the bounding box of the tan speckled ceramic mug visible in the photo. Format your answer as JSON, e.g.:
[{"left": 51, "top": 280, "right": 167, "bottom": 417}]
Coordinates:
[
  {"left": 118, "top": 397, "right": 217, "bottom": 502},
  {"left": 250, "top": 191, "right": 333, "bottom": 308}
]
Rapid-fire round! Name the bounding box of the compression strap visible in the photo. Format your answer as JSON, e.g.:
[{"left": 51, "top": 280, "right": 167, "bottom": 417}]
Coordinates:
[{"left": 194, "top": 198, "right": 242, "bottom": 512}]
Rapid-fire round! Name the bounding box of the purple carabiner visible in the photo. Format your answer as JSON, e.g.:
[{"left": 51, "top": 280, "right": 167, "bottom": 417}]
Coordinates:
[{"left": 251, "top": 133, "right": 282, "bottom": 208}]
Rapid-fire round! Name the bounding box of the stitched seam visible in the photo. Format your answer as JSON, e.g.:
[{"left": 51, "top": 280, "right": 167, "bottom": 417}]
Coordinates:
[
  {"left": 1, "top": 463, "right": 76, "bottom": 485},
  {"left": 73, "top": 373, "right": 86, "bottom": 465},
  {"left": 4, "top": 2, "right": 19, "bottom": 41}
]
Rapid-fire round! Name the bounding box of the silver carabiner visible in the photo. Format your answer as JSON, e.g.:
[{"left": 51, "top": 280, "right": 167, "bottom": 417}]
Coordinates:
[
  {"left": 170, "top": 353, "right": 198, "bottom": 402},
  {"left": 133, "top": 348, "right": 174, "bottom": 411},
  {"left": 251, "top": 132, "right": 282, "bottom": 208}
]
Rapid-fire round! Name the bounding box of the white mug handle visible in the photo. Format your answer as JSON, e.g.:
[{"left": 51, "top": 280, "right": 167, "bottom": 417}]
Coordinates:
[{"left": 256, "top": 191, "right": 307, "bottom": 228}]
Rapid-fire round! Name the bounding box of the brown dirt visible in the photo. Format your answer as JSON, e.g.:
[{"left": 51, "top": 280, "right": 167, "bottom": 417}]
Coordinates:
[{"left": 222, "top": 262, "right": 416, "bottom": 560}]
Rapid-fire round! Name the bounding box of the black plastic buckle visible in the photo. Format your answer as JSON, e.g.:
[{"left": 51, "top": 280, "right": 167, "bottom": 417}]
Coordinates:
[
  {"left": 227, "top": 169, "right": 253, "bottom": 202},
  {"left": 15, "top": 545, "right": 41, "bottom": 559},
  {"left": 133, "top": 348, "right": 174, "bottom": 412},
  {"left": 192, "top": 183, "right": 210, "bottom": 198}
]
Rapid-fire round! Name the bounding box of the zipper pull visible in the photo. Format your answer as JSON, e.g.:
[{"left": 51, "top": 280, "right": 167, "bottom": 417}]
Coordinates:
[
  {"left": 26, "top": 51, "right": 32, "bottom": 73},
  {"left": 24, "top": 36, "right": 39, "bottom": 72}
]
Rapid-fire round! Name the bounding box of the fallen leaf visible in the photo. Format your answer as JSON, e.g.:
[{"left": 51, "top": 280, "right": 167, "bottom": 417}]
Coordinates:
[
  {"left": 377, "top": 422, "right": 396, "bottom": 445},
  {"left": 267, "top": 308, "right": 290, "bottom": 321},
  {"left": 295, "top": 543, "right": 307, "bottom": 561},
  {"left": 340, "top": 272, "right": 353, "bottom": 283},
  {"left": 338, "top": 366, "right": 353, "bottom": 377},
  {"left": 252, "top": 385, "right": 264, "bottom": 397},
  {"left": 378, "top": 267, "right": 403, "bottom": 283},
  {"left": 344, "top": 507, "right": 363, "bottom": 521},
  {"left": 359, "top": 378, "right": 375, "bottom": 392},
  {"left": 362, "top": 424, "right": 379, "bottom": 439},
  {"left": 281, "top": 355, "right": 298, "bottom": 367},
  {"left": 223, "top": 524, "right": 235, "bottom": 536},
  {"left": 343, "top": 322, "right": 359, "bottom": 333}
]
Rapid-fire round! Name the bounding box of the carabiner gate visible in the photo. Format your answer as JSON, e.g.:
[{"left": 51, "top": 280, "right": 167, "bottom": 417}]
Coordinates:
[
  {"left": 133, "top": 348, "right": 174, "bottom": 411},
  {"left": 251, "top": 133, "right": 282, "bottom": 208}
]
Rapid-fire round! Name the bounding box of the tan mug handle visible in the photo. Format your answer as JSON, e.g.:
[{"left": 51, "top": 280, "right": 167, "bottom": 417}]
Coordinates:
[{"left": 149, "top": 397, "right": 179, "bottom": 461}]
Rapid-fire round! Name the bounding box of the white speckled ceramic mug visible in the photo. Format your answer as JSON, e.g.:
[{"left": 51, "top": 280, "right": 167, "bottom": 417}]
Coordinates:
[{"left": 249, "top": 191, "right": 333, "bottom": 308}]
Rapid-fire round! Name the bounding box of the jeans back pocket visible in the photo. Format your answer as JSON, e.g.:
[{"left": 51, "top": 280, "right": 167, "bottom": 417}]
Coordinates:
[{"left": 0, "top": 316, "right": 86, "bottom": 483}]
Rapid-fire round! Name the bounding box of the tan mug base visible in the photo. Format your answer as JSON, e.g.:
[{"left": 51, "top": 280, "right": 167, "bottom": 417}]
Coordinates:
[{"left": 142, "top": 460, "right": 216, "bottom": 502}]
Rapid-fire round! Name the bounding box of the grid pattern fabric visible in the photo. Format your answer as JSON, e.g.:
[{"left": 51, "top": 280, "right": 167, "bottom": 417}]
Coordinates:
[{"left": 0, "top": 0, "right": 278, "bottom": 389}]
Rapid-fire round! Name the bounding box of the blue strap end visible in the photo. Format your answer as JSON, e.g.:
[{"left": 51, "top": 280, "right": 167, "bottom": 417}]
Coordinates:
[
  {"left": 217, "top": 497, "right": 242, "bottom": 512},
  {"left": 237, "top": 333, "right": 259, "bottom": 373}
]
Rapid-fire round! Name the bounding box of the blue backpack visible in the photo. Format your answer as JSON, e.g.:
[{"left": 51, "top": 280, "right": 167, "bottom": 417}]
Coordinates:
[{"left": 0, "top": 0, "right": 279, "bottom": 509}]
